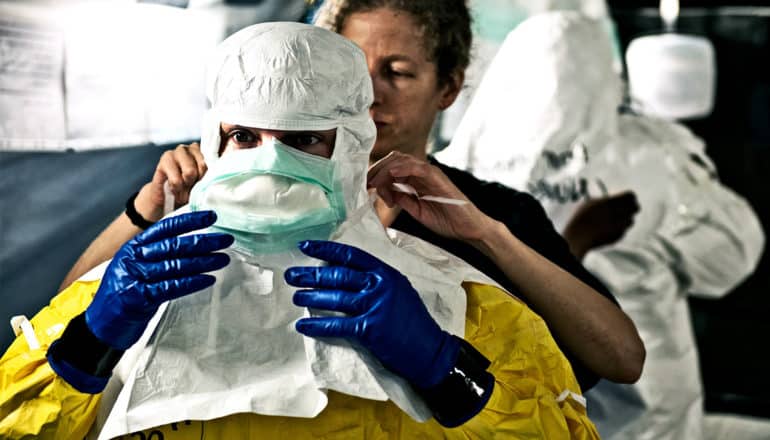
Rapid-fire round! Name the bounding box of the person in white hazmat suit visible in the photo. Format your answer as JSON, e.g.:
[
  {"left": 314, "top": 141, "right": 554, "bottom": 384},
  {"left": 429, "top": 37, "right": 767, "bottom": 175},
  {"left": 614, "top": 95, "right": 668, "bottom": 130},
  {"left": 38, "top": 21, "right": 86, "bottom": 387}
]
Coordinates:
[
  {"left": 437, "top": 11, "right": 765, "bottom": 440},
  {"left": 0, "top": 22, "right": 600, "bottom": 439}
]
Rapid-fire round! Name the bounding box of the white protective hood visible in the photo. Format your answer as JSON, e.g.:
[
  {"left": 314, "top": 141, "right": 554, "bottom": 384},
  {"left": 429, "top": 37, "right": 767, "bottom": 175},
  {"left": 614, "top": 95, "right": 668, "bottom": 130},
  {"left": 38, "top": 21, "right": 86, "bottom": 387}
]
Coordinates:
[
  {"left": 437, "top": 0, "right": 620, "bottom": 145},
  {"left": 198, "top": 21, "right": 374, "bottom": 214},
  {"left": 438, "top": 11, "right": 621, "bottom": 221},
  {"left": 437, "top": 11, "right": 765, "bottom": 440},
  {"left": 91, "top": 22, "right": 503, "bottom": 439}
]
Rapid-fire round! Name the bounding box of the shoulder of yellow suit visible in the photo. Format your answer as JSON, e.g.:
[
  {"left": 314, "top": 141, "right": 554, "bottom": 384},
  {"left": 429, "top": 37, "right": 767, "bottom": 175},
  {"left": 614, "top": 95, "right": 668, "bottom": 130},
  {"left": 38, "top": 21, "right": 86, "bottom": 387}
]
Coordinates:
[{"left": 3, "top": 279, "right": 100, "bottom": 360}]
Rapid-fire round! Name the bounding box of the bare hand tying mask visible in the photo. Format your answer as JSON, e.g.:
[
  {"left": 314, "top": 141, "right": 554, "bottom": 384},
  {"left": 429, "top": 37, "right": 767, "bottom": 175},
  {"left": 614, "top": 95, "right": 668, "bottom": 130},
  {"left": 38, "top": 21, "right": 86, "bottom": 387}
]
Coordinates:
[
  {"left": 367, "top": 151, "right": 495, "bottom": 243},
  {"left": 136, "top": 143, "right": 208, "bottom": 223}
]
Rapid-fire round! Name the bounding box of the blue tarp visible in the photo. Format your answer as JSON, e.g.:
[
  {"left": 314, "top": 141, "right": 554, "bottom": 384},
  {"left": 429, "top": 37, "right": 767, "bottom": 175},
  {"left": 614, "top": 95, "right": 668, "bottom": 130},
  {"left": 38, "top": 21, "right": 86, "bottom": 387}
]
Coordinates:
[{"left": 0, "top": 144, "right": 175, "bottom": 350}]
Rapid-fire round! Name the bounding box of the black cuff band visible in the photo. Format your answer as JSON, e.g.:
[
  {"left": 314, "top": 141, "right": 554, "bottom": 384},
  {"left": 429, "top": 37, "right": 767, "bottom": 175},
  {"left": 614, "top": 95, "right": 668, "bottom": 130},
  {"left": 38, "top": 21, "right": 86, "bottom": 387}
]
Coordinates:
[
  {"left": 415, "top": 336, "right": 495, "bottom": 428},
  {"left": 125, "top": 191, "right": 155, "bottom": 230},
  {"left": 47, "top": 313, "right": 124, "bottom": 378}
]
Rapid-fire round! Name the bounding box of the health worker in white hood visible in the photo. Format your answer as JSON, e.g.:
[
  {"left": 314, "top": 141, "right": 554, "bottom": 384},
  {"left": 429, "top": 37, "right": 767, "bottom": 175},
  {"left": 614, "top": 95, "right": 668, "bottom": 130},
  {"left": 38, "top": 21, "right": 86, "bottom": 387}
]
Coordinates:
[
  {"left": 1, "top": 22, "right": 600, "bottom": 439},
  {"left": 437, "top": 11, "right": 765, "bottom": 440}
]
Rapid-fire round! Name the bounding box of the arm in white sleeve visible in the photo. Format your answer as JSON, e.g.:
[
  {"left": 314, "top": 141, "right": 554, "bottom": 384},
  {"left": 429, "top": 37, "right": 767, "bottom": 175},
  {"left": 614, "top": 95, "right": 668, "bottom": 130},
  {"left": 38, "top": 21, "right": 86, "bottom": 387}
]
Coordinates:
[
  {"left": 584, "top": 146, "right": 764, "bottom": 301},
  {"left": 669, "top": 180, "right": 764, "bottom": 299}
]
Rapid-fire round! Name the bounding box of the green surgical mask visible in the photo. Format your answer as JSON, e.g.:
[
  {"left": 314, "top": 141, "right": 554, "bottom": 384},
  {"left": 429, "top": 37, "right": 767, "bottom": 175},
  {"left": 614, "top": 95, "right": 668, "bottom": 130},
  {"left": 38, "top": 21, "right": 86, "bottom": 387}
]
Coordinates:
[{"left": 189, "top": 140, "right": 346, "bottom": 254}]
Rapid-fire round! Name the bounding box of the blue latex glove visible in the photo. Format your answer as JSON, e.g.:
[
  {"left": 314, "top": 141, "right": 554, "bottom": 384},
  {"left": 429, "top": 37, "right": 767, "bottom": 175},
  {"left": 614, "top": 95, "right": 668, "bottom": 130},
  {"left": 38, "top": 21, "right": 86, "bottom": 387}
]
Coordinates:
[
  {"left": 85, "top": 211, "right": 233, "bottom": 350},
  {"left": 285, "top": 240, "right": 460, "bottom": 389}
]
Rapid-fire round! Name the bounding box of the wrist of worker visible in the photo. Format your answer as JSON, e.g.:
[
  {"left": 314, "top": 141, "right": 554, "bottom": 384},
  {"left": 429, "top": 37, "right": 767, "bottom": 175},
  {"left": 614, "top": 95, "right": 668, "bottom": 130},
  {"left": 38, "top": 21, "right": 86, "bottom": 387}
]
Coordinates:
[
  {"left": 46, "top": 313, "right": 124, "bottom": 394},
  {"left": 136, "top": 183, "right": 166, "bottom": 222},
  {"left": 467, "top": 216, "right": 514, "bottom": 257},
  {"left": 124, "top": 184, "right": 164, "bottom": 230},
  {"left": 414, "top": 335, "right": 495, "bottom": 428}
]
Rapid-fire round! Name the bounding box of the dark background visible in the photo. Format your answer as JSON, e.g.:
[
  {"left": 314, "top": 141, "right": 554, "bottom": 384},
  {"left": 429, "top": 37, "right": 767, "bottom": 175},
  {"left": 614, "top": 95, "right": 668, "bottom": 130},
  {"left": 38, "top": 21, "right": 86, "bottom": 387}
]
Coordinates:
[{"left": 609, "top": 2, "right": 770, "bottom": 417}]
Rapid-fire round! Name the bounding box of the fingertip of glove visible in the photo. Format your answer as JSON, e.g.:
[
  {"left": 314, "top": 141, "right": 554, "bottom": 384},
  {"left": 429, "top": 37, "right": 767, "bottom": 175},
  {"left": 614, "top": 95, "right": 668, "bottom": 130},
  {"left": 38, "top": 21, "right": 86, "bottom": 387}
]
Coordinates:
[
  {"left": 216, "top": 232, "right": 235, "bottom": 248},
  {"left": 294, "top": 319, "right": 310, "bottom": 335},
  {"left": 297, "top": 240, "right": 314, "bottom": 251},
  {"left": 198, "top": 273, "right": 218, "bottom": 289},
  {"left": 194, "top": 209, "right": 218, "bottom": 225},
  {"left": 283, "top": 267, "right": 300, "bottom": 284},
  {"left": 211, "top": 252, "right": 231, "bottom": 269}
]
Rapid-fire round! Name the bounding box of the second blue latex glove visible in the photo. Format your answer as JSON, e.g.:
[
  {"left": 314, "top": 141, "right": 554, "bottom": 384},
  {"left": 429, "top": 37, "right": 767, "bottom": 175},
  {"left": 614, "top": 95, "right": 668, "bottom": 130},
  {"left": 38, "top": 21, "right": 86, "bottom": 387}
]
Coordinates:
[
  {"left": 85, "top": 211, "right": 234, "bottom": 350},
  {"left": 285, "top": 240, "right": 460, "bottom": 389}
]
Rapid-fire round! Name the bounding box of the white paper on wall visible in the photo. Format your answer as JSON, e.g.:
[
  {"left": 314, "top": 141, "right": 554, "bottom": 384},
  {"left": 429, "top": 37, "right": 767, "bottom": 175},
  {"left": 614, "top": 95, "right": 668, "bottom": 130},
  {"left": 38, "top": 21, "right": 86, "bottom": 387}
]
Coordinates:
[
  {"left": 0, "top": 1, "right": 224, "bottom": 151},
  {"left": 0, "top": 4, "right": 66, "bottom": 149}
]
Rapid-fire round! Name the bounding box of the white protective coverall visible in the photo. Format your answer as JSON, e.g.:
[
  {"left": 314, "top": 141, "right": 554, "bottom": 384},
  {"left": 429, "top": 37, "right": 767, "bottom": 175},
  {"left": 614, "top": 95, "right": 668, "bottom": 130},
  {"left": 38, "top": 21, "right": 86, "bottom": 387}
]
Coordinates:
[
  {"left": 436, "top": 11, "right": 765, "bottom": 440},
  {"left": 0, "top": 22, "right": 598, "bottom": 439}
]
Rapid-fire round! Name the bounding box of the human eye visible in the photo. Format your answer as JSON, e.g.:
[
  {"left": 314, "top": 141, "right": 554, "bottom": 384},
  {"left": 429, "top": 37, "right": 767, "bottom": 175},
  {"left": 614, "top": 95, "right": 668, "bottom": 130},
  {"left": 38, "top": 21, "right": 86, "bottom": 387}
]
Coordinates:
[
  {"left": 231, "top": 129, "right": 256, "bottom": 144},
  {"left": 387, "top": 63, "right": 414, "bottom": 79},
  {"left": 281, "top": 133, "right": 322, "bottom": 149},
  {"left": 279, "top": 131, "right": 334, "bottom": 158}
]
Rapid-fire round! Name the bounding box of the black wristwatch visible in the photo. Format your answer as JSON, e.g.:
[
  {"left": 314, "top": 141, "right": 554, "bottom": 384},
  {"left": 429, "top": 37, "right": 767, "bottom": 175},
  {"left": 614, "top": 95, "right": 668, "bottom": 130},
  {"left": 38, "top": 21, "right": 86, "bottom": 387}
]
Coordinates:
[{"left": 125, "top": 191, "right": 156, "bottom": 230}]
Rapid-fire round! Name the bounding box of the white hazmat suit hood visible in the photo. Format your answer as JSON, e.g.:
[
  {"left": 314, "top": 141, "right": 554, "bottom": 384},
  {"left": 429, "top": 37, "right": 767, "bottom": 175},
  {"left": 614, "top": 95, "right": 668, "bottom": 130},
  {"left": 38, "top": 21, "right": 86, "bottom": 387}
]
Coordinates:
[
  {"left": 92, "top": 23, "right": 501, "bottom": 439},
  {"left": 199, "top": 21, "right": 374, "bottom": 216},
  {"left": 438, "top": 11, "right": 764, "bottom": 440},
  {"left": 438, "top": 11, "right": 621, "bottom": 221}
]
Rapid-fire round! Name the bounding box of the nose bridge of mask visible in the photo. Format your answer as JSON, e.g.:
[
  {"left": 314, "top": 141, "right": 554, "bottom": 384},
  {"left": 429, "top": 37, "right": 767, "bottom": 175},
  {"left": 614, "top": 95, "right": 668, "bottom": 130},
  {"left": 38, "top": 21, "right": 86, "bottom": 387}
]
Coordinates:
[
  {"left": 219, "top": 138, "right": 336, "bottom": 188},
  {"left": 189, "top": 139, "right": 346, "bottom": 234}
]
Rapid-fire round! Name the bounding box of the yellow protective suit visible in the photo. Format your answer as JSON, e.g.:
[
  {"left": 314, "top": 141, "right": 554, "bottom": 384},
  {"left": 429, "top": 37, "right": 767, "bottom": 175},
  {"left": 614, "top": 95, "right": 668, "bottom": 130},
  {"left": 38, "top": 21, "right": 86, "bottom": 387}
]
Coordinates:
[{"left": 0, "top": 279, "right": 598, "bottom": 439}]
